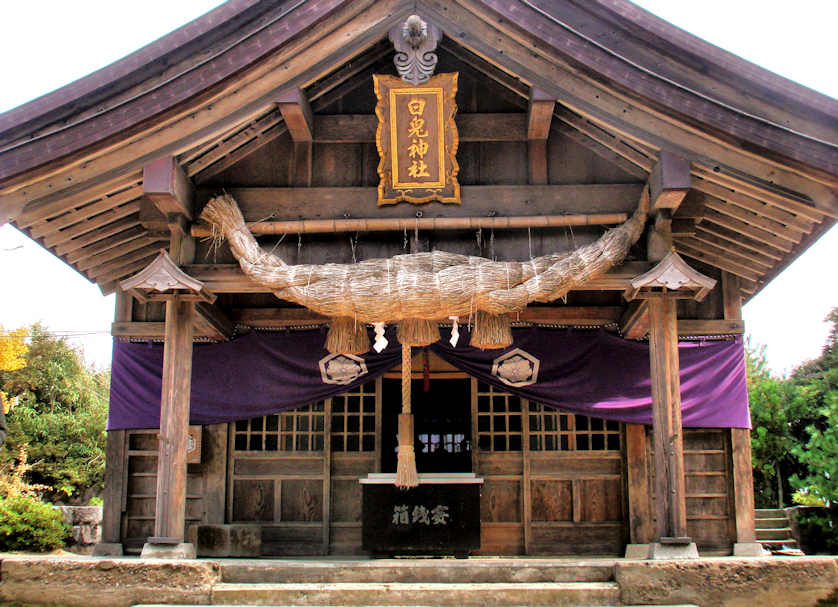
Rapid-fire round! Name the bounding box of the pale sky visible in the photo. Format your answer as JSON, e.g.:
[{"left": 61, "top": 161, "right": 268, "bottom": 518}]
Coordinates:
[{"left": 0, "top": 1, "right": 836, "bottom": 375}]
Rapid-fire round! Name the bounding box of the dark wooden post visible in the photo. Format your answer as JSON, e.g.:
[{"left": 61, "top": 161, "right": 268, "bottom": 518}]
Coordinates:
[
  {"left": 647, "top": 294, "right": 696, "bottom": 558},
  {"left": 625, "top": 423, "right": 653, "bottom": 546},
  {"left": 95, "top": 290, "right": 132, "bottom": 556},
  {"left": 723, "top": 271, "right": 763, "bottom": 556},
  {"left": 141, "top": 294, "right": 195, "bottom": 558}
]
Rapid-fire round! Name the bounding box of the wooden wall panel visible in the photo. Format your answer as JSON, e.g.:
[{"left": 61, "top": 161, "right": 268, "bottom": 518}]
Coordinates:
[
  {"left": 232, "top": 479, "right": 275, "bottom": 522},
  {"left": 481, "top": 480, "right": 522, "bottom": 523},
  {"left": 531, "top": 480, "right": 573, "bottom": 521},
  {"left": 650, "top": 428, "right": 735, "bottom": 554},
  {"left": 281, "top": 479, "right": 323, "bottom": 522}
]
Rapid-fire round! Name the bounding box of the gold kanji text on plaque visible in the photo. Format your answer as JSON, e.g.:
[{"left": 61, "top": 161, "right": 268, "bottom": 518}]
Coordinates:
[{"left": 374, "top": 73, "right": 460, "bottom": 205}]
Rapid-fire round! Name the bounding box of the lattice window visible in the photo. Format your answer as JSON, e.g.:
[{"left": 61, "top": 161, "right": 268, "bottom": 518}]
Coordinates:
[
  {"left": 528, "top": 403, "right": 621, "bottom": 451},
  {"left": 331, "top": 380, "right": 377, "bottom": 452},
  {"left": 233, "top": 402, "right": 325, "bottom": 452},
  {"left": 476, "top": 381, "right": 523, "bottom": 452}
]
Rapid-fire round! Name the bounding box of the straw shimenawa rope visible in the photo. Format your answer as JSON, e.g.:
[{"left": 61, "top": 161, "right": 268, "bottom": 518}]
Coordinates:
[
  {"left": 200, "top": 191, "right": 648, "bottom": 338},
  {"left": 201, "top": 191, "right": 648, "bottom": 486}
]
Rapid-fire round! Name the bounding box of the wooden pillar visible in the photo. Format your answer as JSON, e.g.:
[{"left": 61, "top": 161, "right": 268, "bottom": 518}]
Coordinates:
[
  {"left": 648, "top": 294, "right": 689, "bottom": 542},
  {"left": 723, "top": 271, "right": 761, "bottom": 553},
  {"left": 95, "top": 290, "right": 132, "bottom": 556},
  {"left": 625, "top": 423, "right": 653, "bottom": 545},
  {"left": 152, "top": 295, "right": 195, "bottom": 543}
]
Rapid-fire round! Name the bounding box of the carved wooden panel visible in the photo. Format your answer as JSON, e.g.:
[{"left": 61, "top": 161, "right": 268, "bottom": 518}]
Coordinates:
[
  {"left": 531, "top": 480, "right": 573, "bottom": 521},
  {"left": 232, "top": 479, "right": 275, "bottom": 522},
  {"left": 481, "top": 480, "right": 521, "bottom": 523},
  {"left": 281, "top": 479, "right": 323, "bottom": 522}
]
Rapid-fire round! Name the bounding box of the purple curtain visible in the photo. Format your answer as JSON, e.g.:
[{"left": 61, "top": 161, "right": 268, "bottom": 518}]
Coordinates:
[{"left": 107, "top": 326, "right": 750, "bottom": 430}]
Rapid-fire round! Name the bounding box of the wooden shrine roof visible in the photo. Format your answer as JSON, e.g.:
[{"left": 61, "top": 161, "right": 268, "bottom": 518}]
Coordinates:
[{"left": 0, "top": 0, "right": 836, "bottom": 299}]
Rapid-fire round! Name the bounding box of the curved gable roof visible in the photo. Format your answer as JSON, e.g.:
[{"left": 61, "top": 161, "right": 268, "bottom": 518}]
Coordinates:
[{"left": 0, "top": 0, "right": 835, "bottom": 296}]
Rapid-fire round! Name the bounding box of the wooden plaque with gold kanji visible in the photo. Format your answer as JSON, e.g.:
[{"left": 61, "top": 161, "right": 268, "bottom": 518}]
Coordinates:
[{"left": 374, "top": 73, "right": 460, "bottom": 205}]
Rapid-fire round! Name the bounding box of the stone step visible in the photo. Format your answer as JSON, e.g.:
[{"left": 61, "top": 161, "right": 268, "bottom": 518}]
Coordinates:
[
  {"left": 220, "top": 559, "right": 615, "bottom": 584},
  {"left": 756, "top": 528, "right": 795, "bottom": 541},
  {"left": 755, "top": 516, "right": 791, "bottom": 529},
  {"left": 759, "top": 538, "right": 800, "bottom": 550},
  {"left": 211, "top": 581, "right": 621, "bottom": 606},
  {"left": 755, "top": 508, "right": 787, "bottom": 518}
]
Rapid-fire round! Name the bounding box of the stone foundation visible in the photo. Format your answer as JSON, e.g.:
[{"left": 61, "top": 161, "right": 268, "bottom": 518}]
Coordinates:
[
  {"left": 56, "top": 506, "right": 102, "bottom": 555},
  {"left": 616, "top": 556, "right": 838, "bottom": 607}
]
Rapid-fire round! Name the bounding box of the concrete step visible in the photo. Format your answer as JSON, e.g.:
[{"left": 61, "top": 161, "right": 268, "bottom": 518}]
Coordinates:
[
  {"left": 756, "top": 528, "right": 795, "bottom": 541},
  {"left": 755, "top": 508, "right": 787, "bottom": 518},
  {"left": 211, "top": 581, "right": 620, "bottom": 606},
  {"left": 220, "top": 559, "right": 615, "bottom": 584},
  {"left": 755, "top": 516, "right": 791, "bottom": 529}
]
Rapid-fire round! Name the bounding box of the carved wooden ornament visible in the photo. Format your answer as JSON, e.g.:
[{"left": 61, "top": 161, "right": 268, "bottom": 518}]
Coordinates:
[
  {"left": 624, "top": 250, "right": 717, "bottom": 302},
  {"left": 374, "top": 73, "right": 460, "bottom": 205},
  {"left": 120, "top": 249, "right": 216, "bottom": 303}
]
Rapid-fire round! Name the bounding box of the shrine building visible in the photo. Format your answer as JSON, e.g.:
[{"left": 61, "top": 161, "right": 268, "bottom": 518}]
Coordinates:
[{"left": 1, "top": 1, "right": 836, "bottom": 560}]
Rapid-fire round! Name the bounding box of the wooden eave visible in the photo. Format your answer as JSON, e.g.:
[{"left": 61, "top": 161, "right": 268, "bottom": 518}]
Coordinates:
[{"left": 0, "top": 0, "right": 835, "bottom": 301}]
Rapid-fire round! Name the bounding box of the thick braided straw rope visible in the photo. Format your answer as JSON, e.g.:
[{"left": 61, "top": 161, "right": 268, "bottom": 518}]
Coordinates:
[{"left": 201, "top": 193, "right": 648, "bottom": 350}]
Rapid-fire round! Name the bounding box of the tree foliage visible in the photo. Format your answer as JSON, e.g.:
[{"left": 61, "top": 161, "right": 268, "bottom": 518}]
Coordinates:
[
  {"left": 747, "top": 307, "right": 838, "bottom": 512},
  {"left": 746, "top": 342, "right": 806, "bottom": 507},
  {"left": 0, "top": 324, "right": 109, "bottom": 501},
  {"left": 788, "top": 308, "right": 838, "bottom": 505}
]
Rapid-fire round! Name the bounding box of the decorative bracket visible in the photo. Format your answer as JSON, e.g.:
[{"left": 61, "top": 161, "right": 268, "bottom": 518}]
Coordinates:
[
  {"left": 624, "top": 250, "right": 716, "bottom": 302},
  {"left": 390, "top": 15, "right": 441, "bottom": 85},
  {"left": 120, "top": 249, "right": 216, "bottom": 304}
]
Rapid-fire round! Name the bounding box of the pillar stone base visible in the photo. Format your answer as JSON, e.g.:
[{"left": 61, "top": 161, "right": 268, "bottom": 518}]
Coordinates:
[
  {"left": 649, "top": 541, "right": 699, "bottom": 560},
  {"left": 140, "top": 542, "right": 196, "bottom": 559},
  {"left": 92, "top": 542, "right": 123, "bottom": 557},
  {"left": 624, "top": 543, "right": 651, "bottom": 559},
  {"left": 733, "top": 541, "right": 769, "bottom": 557}
]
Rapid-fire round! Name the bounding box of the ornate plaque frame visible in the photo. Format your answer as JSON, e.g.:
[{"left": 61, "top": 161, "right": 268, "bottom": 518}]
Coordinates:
[{"left": 374, "top": 73, "right": 460, "bottom": 205}]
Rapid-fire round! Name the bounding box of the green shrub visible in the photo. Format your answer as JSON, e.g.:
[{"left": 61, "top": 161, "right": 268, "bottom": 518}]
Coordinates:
[{"left": 0, "top": 495, "right": 69, "bottom": 552}]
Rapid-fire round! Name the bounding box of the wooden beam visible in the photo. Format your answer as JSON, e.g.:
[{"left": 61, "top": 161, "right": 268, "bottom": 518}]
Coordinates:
[
  {"left": 184, "top": 261, "right": 654, "bottom": 294},
  {"left": 692, "top": 165, "right": 832, "bottom": 222},
  {"left": 54, "top": 217, "right": 143, "bottom": 256},
  {"left": 691, "top": 224, "right": 784, "bottom": 261},
  {"left": 142, "top": 157, "right": 194, "bottom": 220},
  {"left": 677, "top": 237, "right": 773, "bottom": 271},
  {"left": 701, "top": 195, "right": 807, "bottom": 241},
  {"left": 554, "top": 107, "right": 655, "bottom": 172},
  {"left": 65, "top": 226, "right": 148, "bottom": 264},
  {"left": 191, "top": 212, "right": 629, "bottom": 237},
  {"left": 42, "top": 204, "right": 140, "bottom": 248},
  {"left": 553, "top": 121, "right": 648, "bottom": 180},
  {"left": 197, "top": 184, "right": 644, "bottom": 222},
  {"left": 701, "top": 209, "right": 795, "bottom": 252},
  {"left": 29, "top": 185, "right": 143, "bottom": 238},
  {"left": 75, "top": 235, "right": 168, "bottom": 272},
  {"left": 650, "top": 151, "right": 691, "bottom": 212},
  {"left": 677, "top": 319, "right": 745, "bottom": 336},
  {"left": 528, "top": 89, "right": 555, "bottom": 140},
  {"left": 228, "top": 306, "right": 623, "bottom": 328},
  {"left": 17, "top": 174, "right": 140, "bottom": 229},
  {"left": 185, "top": 111, "right": 284, "bottom": 177},
  {"left": 689, "top": 227, "right": 782, "bottom": 263},
  {"left": 312, "top": 113, "right": 530, "bottom": 143},
  {"left": 277, "top": 88, "right": 314, "bottom": 143},
  {"left": 670, "top": 218, "right": 695, "bottom": 237},
  {"left": 620, "top": 300, "right": 649, "bottom": 339},
  {"left": 194, "top": 302, "right": 234, "bottom": 342},
  {"left": 693, "top": 177, "right": 814, "bottom": 233},
  {"left": 648, "top": 295, "right": 689, "bottom": 542},
  {"left": 677, "top": 242, "right": 762, "bottom": 283}
]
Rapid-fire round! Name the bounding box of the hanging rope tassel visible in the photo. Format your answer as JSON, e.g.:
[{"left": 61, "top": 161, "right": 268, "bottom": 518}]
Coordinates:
[{"left": 395, "top": 342, "right": 419, "bottom": 489}]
